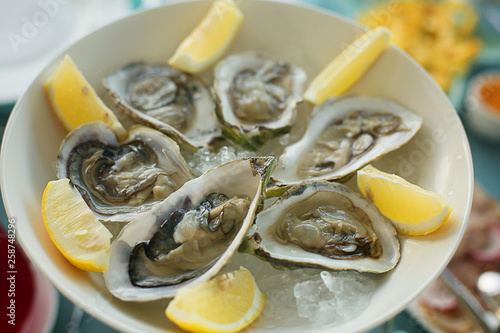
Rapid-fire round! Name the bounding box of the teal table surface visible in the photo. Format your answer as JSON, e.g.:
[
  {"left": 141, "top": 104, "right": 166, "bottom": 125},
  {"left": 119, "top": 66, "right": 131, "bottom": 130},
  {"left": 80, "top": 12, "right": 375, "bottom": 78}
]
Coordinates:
[{"left": 1, "top": 1, "right": 499, "bottom": 332}]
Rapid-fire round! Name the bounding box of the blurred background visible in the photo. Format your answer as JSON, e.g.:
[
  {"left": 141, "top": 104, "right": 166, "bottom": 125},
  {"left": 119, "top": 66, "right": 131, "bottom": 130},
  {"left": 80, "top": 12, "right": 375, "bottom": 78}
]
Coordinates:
[{"left": 0, "top": 0, "right": 499, "bottom": 332}]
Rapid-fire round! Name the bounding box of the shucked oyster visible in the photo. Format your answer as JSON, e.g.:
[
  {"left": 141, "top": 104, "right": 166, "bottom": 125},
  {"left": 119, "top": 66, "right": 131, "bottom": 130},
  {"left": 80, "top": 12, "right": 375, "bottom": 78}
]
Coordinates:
[
  {"left": 214, "top": 53, "right": 306, "bottom": 150},
  {"left": 104, "top": 157, "right": 276, "bottom": 301},
  {"left": 103, "top": 63, "right": 220, "bottom": 151},
  {"left": 56, "top": 121, "right": 194, "bottom": 222},
  {"left": 242, "top": 181, "right": 400, "bottom": 273},
  {"left": 272, "top": 96, "right": 422, "bottom": 187},
  {"left": 129, "top": 193, "right": 251, "bottom": 287}
]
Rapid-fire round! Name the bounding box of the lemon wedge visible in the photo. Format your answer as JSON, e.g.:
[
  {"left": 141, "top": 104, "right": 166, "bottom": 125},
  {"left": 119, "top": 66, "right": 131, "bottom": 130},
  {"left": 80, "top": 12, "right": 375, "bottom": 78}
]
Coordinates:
[
  {"left": 166, "top": 267, "right": 264, "bottom": 333},
  {"left": 304, "top": 26, "right": 392, "bottom": 105},
  {"left": 44, "top": 55, "right": 127, "bottom": 140},
  {"left": 168, "top": 0, "right": 243, "bottom": 74},
  {"left": 42, "top": 178, "right": 112, "bottom": 272},
  {"left": 357, "top": 165, "right": 453, "bottom": 236}
]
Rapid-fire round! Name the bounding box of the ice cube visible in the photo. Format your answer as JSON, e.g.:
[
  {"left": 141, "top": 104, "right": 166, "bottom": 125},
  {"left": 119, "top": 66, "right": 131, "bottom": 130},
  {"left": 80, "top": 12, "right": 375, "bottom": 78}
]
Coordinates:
[{"left": 292, "top": 270, "right": 376, "bottom": 326}]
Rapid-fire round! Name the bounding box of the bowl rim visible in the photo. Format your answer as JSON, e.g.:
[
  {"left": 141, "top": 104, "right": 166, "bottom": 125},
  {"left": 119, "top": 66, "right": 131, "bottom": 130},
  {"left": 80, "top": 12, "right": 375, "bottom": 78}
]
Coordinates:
[{"left": 0, "top": 0, "right": 474, "bottom": 332}]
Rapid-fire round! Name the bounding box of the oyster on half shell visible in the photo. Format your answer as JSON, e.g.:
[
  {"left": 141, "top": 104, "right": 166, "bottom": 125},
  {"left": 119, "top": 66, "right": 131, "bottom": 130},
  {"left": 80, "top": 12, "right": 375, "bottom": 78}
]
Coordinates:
[
  {"left": 213, "top": 53, "right": 307, "bottom": 150},
  {"left": 104, "top": 157, "right": 276, "bottom": 301},
  {"left": 103, "top": 63, "right": 220, "bottom": 151},
  {"left": 242, "top": 180, "right": 400, "bottom": 273},
  {"left": 272, "top": 96, "right": 422, "bottom": 189},
  {"left": 56, "top": 121, "right": 194, "bottom": 222}
]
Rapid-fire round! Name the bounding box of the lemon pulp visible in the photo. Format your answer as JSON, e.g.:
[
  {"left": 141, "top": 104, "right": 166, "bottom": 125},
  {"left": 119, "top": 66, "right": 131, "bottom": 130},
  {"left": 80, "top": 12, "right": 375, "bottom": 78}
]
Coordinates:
[
  {"left": 42, "top": 178, "right": 112, "bottom": 271},
  {"left": 168, "top": 0, "right": 243, "bottom": 74},
  {"left": 166, "top": 267, "right": 264, "bottom": 333},
  {"left": 357, "top": 165, "right": 453, "bottom": 235},
  {"left": 44, "top": 55, "right": 127, "bottom": 139}
]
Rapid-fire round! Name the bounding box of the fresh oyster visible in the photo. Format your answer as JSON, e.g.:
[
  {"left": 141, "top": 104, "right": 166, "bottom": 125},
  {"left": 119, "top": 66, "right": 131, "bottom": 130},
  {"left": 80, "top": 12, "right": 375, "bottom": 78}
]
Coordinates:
[
  {"left": 104, "top": 157, "right": 276, "bottom": 301},
  {"left": 56, "top": 121, "right": 194, "bottom": 222},
  {"left": 242, "top": 180, "right": 400, "bottom": 273},
  {"left": 213, "top": 53, "right": 306, "bottom": 150},
  {"left": 103, "top": 63, "right": 220, "bottom": 151},
  {"left": 272, "top": 96, "right": 422, "bottom": 186}
]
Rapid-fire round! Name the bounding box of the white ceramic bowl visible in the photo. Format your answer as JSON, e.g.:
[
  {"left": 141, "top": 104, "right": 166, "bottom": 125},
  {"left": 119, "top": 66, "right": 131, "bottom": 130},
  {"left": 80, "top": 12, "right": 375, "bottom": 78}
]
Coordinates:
[
  {"left": 0, "top": 0, "right": 473, "bottom": 332},
  {"left": 465, "top": 71, "right": 500, "bottom": 142}
]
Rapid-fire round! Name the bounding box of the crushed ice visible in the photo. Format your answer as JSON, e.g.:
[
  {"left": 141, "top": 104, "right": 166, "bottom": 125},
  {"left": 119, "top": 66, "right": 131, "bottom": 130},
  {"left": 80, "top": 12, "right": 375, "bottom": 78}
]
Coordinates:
[
  {"left": 225, "top": 252, "right": 376, "bottom": 329},
  {"left": 187, "top": 146, "right": 251, "bottom": 176},
  {"left": 294, "top": 270, "right": 375, "bottom": 325}
]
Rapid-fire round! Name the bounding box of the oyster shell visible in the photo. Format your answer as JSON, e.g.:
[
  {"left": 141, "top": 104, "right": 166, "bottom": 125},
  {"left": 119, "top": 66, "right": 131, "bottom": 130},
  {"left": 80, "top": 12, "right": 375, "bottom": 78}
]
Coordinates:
[
  {"left": 272, "top": 96, "right": 422, "bottom": 187},
  {"left": 213, "top": 53, "right": 306, "bottom": 150},
  {"left": 103, "top": 63, "right": 220, "bottom": 151},
  {"left": 104, "top": 157, "right": 276, "bottom": 301},
  {"left": 56, "top": 121, "right": 194, "bottom": 222},
  {"left": 242, "top": 180, "right": 400, "bottom": 273}
]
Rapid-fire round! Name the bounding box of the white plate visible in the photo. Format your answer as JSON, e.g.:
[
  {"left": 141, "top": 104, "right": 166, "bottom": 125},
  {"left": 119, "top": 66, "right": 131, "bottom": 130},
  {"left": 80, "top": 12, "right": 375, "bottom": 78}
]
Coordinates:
[
  {"left": 0, "top": 0, "right": 473, "bottom": 332},
  {"left": 0, "top": 0, "right": 131, "bottom": 104}
]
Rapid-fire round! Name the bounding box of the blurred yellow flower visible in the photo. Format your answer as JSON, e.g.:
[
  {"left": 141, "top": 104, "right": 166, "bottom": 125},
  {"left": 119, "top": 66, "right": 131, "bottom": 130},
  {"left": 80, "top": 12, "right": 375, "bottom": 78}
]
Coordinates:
[{"left": 359, "top": 0, "right": 481, "bottom": 91}]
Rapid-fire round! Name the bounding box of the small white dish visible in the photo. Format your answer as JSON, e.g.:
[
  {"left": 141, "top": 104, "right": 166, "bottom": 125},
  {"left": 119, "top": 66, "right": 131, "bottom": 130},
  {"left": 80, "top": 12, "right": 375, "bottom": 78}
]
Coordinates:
[
  {"left": 0, "top": 0, "right": 473, "bottom": 332},
  {"left": 465, "top": 71, "right": 500, "bottom": 142}
]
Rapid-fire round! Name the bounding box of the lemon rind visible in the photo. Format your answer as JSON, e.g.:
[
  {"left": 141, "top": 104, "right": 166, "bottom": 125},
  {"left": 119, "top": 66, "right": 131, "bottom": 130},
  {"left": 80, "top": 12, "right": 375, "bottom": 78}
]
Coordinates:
[
  {"left": 304, "top": 26, "right": 391, "bottom": 105},
  {"left": 42, "top": 178, "right": 112, "bottom": 272},
  {"left": 165, "top": 268, "right": 264, "bottom": 333}
]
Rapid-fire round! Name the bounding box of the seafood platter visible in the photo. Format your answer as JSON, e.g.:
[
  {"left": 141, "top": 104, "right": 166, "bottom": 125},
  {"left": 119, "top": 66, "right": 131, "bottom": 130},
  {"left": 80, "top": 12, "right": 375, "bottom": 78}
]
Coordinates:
[{"left": 0, "top": 0, "right": 473, "bottom": 332}]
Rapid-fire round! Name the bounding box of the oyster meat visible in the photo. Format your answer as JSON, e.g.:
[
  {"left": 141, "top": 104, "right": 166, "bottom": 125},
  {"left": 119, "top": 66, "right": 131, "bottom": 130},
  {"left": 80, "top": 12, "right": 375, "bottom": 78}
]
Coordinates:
[
  {"left": 272, "top": 96, "right": 422, "bottom": 186},
  {"left": 129, "top": 193, "right": 251, "bottom": 287},
  {"left": 103, "top": 63, "right": 220, "bottom": 150},
  {"left": 57, "top": 121, "right": 194, "bottom": 222},
  {"left": 213, "top": 53, "right": 306, "bottom": 150},
  {"left": 243, "top": 180, "right": 400, "bottom": 273},
  {"left": 104, "top": 157, "right": 276, "bottom": 301}
]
